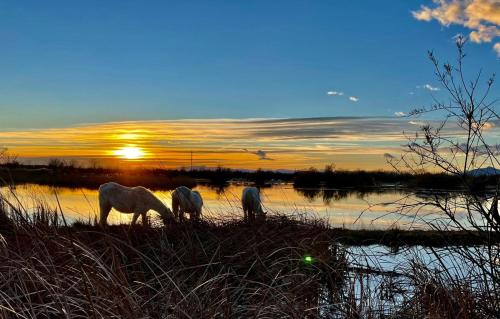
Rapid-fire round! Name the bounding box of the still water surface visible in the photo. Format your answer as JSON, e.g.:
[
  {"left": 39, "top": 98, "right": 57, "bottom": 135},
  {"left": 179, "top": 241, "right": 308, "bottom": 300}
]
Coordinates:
[{"left": 0, "top": 183, "right": 458, "bottom": 229}]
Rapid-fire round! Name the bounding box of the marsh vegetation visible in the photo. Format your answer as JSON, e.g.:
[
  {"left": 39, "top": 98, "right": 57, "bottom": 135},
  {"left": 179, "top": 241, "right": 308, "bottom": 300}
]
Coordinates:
[{"left": 0, "top": 198, "right": 497, "bottom": 318}]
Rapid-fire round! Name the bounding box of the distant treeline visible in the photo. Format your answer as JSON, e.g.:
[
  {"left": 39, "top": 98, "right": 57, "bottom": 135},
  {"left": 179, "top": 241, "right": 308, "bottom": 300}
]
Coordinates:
[
  {"left": 0, "top": 163, "right": 285, "bottom": 189},
  {"left": 0, "top": 162, "right": 497, "bottom": 191},
  {"left": 293, "top": 166, "right": 497, "bottom": 190}
]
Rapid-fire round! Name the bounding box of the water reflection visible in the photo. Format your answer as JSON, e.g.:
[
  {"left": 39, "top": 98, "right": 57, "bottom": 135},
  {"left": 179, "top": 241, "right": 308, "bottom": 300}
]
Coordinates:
[
  {"left": 0, "top": 183, "right": 473, "bottom": 229},
  {"left": 296, "top": 188, "right": 372, "bottom": 204}
]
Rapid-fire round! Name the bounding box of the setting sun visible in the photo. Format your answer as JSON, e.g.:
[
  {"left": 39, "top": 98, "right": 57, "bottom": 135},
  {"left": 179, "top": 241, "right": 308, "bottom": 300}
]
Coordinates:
[{"left": 113, "top": 146, "right": 146, "bottom": 160}]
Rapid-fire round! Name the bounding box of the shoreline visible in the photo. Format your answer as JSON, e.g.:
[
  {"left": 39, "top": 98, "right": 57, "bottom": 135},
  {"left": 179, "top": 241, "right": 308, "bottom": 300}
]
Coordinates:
[
  {"left": 1, "top": 164, "right": 497, "bottom": 191},
  {"left": 2, "top": 215, "right": 495, "bottom": 248}
]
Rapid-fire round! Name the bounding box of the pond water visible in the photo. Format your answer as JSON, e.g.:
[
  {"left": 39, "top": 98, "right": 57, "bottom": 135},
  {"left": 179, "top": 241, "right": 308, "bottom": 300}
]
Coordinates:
[
  {"left": 0, "top": 183, "right": 465, "bottom": 229},
  {"left": 341, "top": 244, "right": 488, "bottom": 316}
]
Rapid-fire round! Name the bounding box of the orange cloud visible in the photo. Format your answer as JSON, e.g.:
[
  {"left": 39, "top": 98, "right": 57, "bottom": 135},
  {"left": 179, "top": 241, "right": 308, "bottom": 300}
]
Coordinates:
[{"left": 413, "top": 0, "right": 500, "bottom": 54}]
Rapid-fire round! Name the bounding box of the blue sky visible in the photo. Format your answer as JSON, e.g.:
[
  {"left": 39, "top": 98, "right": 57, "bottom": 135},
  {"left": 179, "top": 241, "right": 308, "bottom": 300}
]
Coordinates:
[
  {"left": 0, "top": 1, "right": 498, "bottom": 170},
  {"left": 0, "top": 0, "right": 498, "bottom": 129}
]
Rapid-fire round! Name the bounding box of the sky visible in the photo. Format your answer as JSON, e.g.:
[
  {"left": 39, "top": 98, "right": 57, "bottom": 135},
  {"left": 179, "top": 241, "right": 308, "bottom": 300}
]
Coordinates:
[{"left": 0, "top": 0, "right": 498, "bottom": 170}]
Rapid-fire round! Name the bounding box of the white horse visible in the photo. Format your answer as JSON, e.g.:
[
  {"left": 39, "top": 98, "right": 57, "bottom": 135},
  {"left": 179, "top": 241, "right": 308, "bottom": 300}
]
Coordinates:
[
  {"left": 242, "top": 186, "right": 266, "bottom": 223},
  {"left": 171, "top": 186, "right": 203, "bottom": 222},
  {"left": 99, "top": 182, "right": 174, "bottom": 226}
]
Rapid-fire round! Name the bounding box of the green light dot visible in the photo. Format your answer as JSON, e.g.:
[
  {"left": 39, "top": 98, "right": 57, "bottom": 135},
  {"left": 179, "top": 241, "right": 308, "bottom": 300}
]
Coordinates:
[{"left": 303, "top": 255, "right": 314, "bottom": 264}]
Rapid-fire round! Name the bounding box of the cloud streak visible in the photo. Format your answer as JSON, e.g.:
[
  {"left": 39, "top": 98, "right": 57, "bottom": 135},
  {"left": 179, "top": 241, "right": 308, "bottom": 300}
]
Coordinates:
[
  {"left": 417, "top": 84, "right": 441, "bottom": 91},
  {"left": 0, "top": 117, "right": 497, "bottom": 170},
  {"left": 327, "top": 91, "right": 344, "bottom": 96},
  {"left": 327, "top": 90, "right": 359, "bottom": 102}
]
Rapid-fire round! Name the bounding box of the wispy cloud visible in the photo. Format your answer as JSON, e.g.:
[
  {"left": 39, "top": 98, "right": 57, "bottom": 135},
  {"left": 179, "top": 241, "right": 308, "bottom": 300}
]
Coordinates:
[
  {"left": 383, "top": 153, "right": 395, "bottom": 160},
  {"left": 1, "top": 117, "right": 497, "bottom": 170},
  {"left": 417, "top": 84, "right": 440, "bottom": 91},
  {"left": 447, "top": 143, "right": 500, "bottom": 156},
  {"left": 412, "top": 0, "right": 500, "bottom": 54},
  {"left": 394, "top": 112, "right": 407, "bottom": 117},
  {"left": 244, "top": 149, "right": 273, "bottom": 160},
  {"left": 409, "top": 120, "right": 427, "bottom": 126},
  {"left": 327, "top": 91, "right": 344, "bottom": 96},
  {"left": 328, "top": 90, "right": 359, "bottom": 102},
  {"left": 494, "top": 42, "right": 500, "bottom": 56}
]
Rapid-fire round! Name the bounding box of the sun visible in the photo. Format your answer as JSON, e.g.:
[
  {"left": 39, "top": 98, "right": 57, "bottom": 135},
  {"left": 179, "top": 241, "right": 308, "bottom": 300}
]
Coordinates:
[{"left": 114, "top": 146, "right": 146, "bottom": 160}]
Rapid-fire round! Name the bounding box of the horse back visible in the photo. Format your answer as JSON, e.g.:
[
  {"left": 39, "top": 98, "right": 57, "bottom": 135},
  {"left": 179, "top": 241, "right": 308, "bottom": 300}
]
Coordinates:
[{"left": 99, "top": 182, "right": 140, "bottom": 213}]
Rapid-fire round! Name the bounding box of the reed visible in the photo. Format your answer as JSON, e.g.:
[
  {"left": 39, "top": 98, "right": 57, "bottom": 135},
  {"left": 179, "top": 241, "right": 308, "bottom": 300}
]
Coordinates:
[
  {"left": 0, "top": 198, "right": 347, "bottom": 318},
  {"left": 0, "top": 193, "right": 495, "bottom": 318}
]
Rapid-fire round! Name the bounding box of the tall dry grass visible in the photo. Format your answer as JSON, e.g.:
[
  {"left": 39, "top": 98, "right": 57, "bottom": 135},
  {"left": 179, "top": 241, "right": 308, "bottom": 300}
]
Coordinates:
[
  {"left": 0, "top": 190, "right": 496, "bottom": 318},
  {"left": 0, "top": 195, "right": 348, "bottom": 318}
]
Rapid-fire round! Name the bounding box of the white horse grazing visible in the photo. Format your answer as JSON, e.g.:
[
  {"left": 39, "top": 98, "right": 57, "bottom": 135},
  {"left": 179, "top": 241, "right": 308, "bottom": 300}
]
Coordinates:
[
  {"left": 171, "top": 186, "right": 203, "bottom": 222},
  {"left": 242, "top": 186, "right": 266, "bottom": 223},
  {"left": 99, "top": 182, "right": 174, "bottom": 226}
]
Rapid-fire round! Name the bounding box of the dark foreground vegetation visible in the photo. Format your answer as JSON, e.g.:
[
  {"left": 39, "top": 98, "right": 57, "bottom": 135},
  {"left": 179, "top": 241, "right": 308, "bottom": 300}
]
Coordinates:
[
  {"left": 0, "top": 163, "right": 497, "bottom": 192},
  {"left": 0, "top": 199, "right": 498, "bottom": 318}
]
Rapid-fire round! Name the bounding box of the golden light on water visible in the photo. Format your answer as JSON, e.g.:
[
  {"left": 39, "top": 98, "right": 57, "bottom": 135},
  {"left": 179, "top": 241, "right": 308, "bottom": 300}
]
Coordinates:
[{"left": 113, "top": 146, "right": 146, "bottom": 160}]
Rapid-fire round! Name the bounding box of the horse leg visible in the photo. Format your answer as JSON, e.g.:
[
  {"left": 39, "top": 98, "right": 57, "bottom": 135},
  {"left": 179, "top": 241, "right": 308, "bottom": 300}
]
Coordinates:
[
  {"left": 131, "top": 212, "right": 140, "bottom": 226},
  {"left": 141, "top": 211, "right": 148, "bottom": 226},
  {"left": 243, "top": 206, "right": 248, "bottom": 223},
  {"left": 190, "top": 210, "right": 199, "bottom": 222},
  {"left": 99, "top": 201, "right": 112, "bottom": 227},
  {"left": 172, "top": 198, "right": 180, "bottom": 222},
  {"left": 257, "top": 205, "right": 266, "bottom": 222}
]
